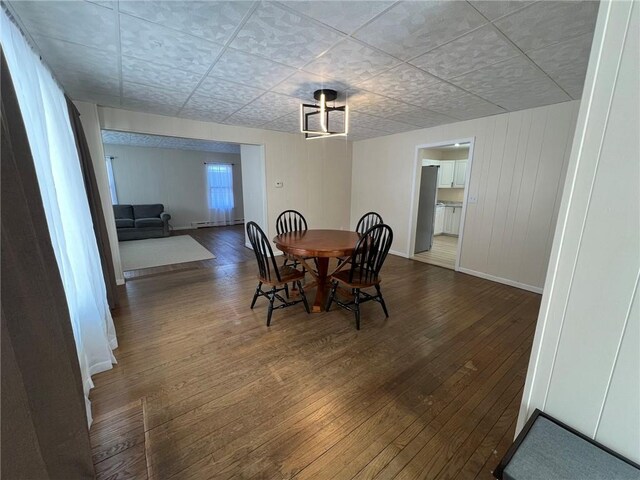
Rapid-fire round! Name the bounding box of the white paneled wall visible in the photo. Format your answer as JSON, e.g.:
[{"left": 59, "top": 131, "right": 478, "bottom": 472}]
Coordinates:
[
  {"left": 518, "top": 0, "right": 639, "bottom": 462},
  {"left": 352, "top": 100, "right": 579, "bottom": 292}
]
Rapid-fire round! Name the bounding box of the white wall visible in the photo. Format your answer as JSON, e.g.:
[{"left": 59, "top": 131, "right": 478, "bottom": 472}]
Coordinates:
[
  {"left": 103, "top": 143, "right": 243, "bottom": 229},
  {"left": 240, "top": 144, "right": 267, "bottom": 248},
  {"left": 97, "top": 106, "right": 352, "bottom": 237},
  {"left": 518, "top": 0, "right": 639, "bottom": 462},
  {"left": 74, "top": 101, "right": 124, "bottom": 285},
  {"left": 352, "top": 100, "right": 580, "bottom": 292}
]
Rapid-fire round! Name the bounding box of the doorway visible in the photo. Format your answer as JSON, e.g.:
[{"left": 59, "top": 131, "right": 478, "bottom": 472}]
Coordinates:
[
  {"left": 100, "top": 130, "right": 267, "bottom": 277},
  {"left": 410, "top": 139, "right": 473, "bottom": 270}
]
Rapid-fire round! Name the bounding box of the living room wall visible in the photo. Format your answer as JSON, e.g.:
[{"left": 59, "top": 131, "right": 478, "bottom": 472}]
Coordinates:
[{"left": 103, "top": 143, "right": 243, "bottom": 229}]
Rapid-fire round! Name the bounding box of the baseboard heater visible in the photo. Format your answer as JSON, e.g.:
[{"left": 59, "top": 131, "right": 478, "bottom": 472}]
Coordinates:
[{"left": 191, "top": 219, "right": 244, "bottom": 228}]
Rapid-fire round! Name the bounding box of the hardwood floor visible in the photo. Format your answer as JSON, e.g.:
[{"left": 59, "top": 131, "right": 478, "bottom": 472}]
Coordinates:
[
  {"left": 413, "top": 236, "right": 458, "bottom": 270},
  {"left": 91, "top": 225, "right": 540, "bottom": 479}
]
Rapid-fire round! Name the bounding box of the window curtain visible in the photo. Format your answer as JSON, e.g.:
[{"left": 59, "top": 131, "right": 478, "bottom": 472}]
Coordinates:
[
  {"left": 1, "top": 9, "right": 117, "bottom": 425},
  {"left": 67, "top": 99, "right": 119, "bottom": 310},
  {"left": 206, "top": 163, "right": 235, "bottom": 225},
  {"left": 1, "top": 51, "right": 95, "bottom": 479}
]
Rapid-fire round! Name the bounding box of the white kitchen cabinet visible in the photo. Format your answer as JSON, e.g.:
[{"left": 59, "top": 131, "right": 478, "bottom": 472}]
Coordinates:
[
  {"left": 438, "top": 161, "right": 455, "bottom": 188},
  {"left": 434, "top": 205, "right": 445, "bottom": 235},
  {"left": 443, "top": 205, "right": 463, "bottom": 236},
  {"left": 453, "top": 160, "right": 468, "bottom": 188}
]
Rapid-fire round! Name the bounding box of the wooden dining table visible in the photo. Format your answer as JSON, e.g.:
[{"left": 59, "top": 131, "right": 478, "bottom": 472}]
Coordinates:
[{"left": 273, "top": 229, "right": 360, "bottom": 313}]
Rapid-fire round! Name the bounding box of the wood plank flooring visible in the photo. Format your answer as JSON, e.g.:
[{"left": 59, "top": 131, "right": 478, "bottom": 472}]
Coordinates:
[
  {"left": 91, "top": 226, "right": 540, "bottom": 479},
  {"left": 413, "top": 236, "right": 458, "bottom": 270}
]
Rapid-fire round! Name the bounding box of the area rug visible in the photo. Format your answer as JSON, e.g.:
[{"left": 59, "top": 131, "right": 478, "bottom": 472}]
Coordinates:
[{"left": 119, "top": 235, "right": 215, "bottom": 271}]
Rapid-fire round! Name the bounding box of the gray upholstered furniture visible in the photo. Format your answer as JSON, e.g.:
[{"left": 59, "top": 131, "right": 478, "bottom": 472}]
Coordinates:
[{"left": 113, "top": 204, "right": 171, "bottom": 241}]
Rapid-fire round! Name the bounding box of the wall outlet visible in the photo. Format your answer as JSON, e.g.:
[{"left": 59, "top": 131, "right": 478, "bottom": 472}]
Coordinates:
[
  {"left": 275, "top": 181, "right": 283, "bottom": 188},
  {"left": 468, "top": 195, "right": 478, "bottom": 204}
]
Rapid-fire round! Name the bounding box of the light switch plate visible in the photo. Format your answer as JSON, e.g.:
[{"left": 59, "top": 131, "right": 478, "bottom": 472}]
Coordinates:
[{"left": 468, "top": 195, "right": 478, "bottom": 204}]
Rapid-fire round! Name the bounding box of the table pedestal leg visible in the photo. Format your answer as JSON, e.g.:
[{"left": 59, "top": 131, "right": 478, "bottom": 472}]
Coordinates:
[{"left": 312, "top": 257, "right": 329, "bottom": 313}]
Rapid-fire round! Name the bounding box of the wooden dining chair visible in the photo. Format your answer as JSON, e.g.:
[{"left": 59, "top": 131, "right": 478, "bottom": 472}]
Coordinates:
[
  {"left": 275, "top": 210, "right": 310, "bottom": 272},
  {"left": 246, "top": 221, "right": 310, "bottom": 326},
  {"left": 355, "top": 211, "right": 383, "bottom": 234},
  {"left": 326, "top": 224, "right": 393, "bottom": 330},
  {"left": 337, "top": 211, "right": 384, "bottom": 267}
]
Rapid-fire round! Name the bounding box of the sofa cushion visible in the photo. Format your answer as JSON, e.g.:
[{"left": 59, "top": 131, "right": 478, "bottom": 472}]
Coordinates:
[
  {"left": 113, "top": 204, "right": 133, "bottom": 220},
  {"left": 115, "top": 218, "right": 134, "bottom": 228},
  {"left": 134, "top": 217, "right": 164, "bottom": 228},
  {"left": 133, "top": 204, "right": 164, "bottom": 219}
]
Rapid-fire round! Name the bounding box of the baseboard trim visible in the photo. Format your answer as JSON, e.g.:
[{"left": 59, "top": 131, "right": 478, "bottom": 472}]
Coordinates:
[
  {"left": 457, "top": 267, "right": 543, "bottom": 294},
  {"left": 173, "top": 220, "right": 245, "bottom": 231},
  {"left": 389, "top": 249, "right": 409, "bottom": 258},
  {"left": 116, "top": 277, "right": 125, "bottom": 285}
]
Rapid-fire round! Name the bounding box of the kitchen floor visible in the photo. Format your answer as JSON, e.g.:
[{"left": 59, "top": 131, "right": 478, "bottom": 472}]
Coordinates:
[{"left": 414, "top": 235, "right": 458, "bottom": 270}]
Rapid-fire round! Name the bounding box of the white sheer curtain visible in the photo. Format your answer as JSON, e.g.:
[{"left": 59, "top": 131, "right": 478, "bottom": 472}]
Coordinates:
[
  {"left": 2, "top": 10, "right": 117, "bottom": 425},
  {"left": 206, "top": 163, "right": 235, "bottom": 225}
]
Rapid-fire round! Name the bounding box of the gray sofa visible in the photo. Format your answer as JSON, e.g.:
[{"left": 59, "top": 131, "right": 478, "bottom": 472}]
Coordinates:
[{"left": 113, "top": 204, "right": 171, "bottom": 241}]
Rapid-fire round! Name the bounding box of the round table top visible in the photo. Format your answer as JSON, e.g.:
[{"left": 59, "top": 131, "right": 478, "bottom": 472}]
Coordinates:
[{"left": 273, "top": 229, "right": 360, "bottom": 258}]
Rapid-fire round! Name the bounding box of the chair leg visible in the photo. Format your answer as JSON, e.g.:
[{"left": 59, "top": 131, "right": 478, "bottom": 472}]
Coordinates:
[
  {"left": 266, "top": 287, "right": 276, "bottom": 327},
  {"left": 375, "top": 284, "right": 389, "bottom": 318},
  {"left": 326, "top": 281, "right": 337, "bottom": 312},
  {"left": 354, "top": 288, "right": 361, "bottom": 330},
  {"left": 298, "top": 281, "right": 310, "bottom": 313},
  {"left": 284, "top": 282, "right": 289, "bottom": 299},
  {"left": 251, "top": 281, "right": 262, "bottom": 309}
]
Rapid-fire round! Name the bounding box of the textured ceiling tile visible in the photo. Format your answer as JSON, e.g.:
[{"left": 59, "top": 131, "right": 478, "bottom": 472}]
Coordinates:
[
  {"left": 261, "top": 112, "right": 301, "bottom": 133},
  {"left": 224, "top": 92, "right": 301, "bottom": 127},
  {"left": 468, "top": 0, "right": 534, "bottom": 20},
  {"left": 388, "top": 109, "right": 458, "bottom": 128},
  {"left": 181, "top": 93, "right": 243, "bottom": 119},
  {"left": 527, "top": 32, "right": 594, "bottom": 99},
  {"left": 179, "top": 107, "right": 235, "bottom": 124},
  {"left": 123, "top": 82, "right": 189, "bottom": 108},
  {"left": 118, "top": 1, "right": 252, "bottom": 44},
  {"left": 348, "top": 111, "right": 415, "bottom": 134},
  {"left": 10, "top": 0, "right": 118, "bottom": 51},
  {"left": 120, "top": 14, "right": 223, "bottom": 74},
  {"left": 32, "top": 34, "right": 119, "bottom": 81},
  {"left": 118, "top": 99, "right": 181, "bottom": 117},
  {"left": 208, "top": 48, "right": 296, "bottom": 89},
  {"left": 196, "top": 77, "right": 265, "bottom": 104},
  {"left": 230, "top": 2, "right": 343, "bottom": 68},
  {"left": 346, "top": 89, "right": 423, "bottom": 117},
  {"left": 410, "top": 24, "right": 521, "bottom": 80},
  {"left": 353, "top": 1, "right": 486, "bottom": 60},
  {"left": 494, "top": 1, "right": 599, "bottom": 52},
  {"left": 432, "top": 101, "right": 506, "bottom": 120},
  {"left": 122, "top": 56, "right": 203, "bottom": 92},
  {"left": 271, "top": 71, "right": 349, "bottom": 100},
  {"left": 302, "top": 38, "right": 400, "bottom": 86},
  {"left": 284, "top": 1, "right": 394, "bottom": 34},
  {"left": 223, "top": 111, "right": 270, "bottom": 128},
  {"left": 358, "top": 64, "right": 440, "bottom": 100},
  {"left": 68, "top": 90, "right": 121, "bottom": 108},
  {"left": 102, "top": 130, "right": 240, "bottom": 153},
  {"left": 451, "top": 56, "right": 571, "bottom": 111}
]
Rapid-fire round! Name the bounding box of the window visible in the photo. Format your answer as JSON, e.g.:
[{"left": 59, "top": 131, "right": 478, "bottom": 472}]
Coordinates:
[
  {"left": 206, "top": 163, "right": 234, "bottom": 211},
  {"left": 105, "top": 156, "right": 118, "bottom": 204}
]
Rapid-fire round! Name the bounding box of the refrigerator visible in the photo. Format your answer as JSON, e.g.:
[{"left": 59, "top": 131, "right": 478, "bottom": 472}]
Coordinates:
[{"left": 414, "top": 165, "right": 439, "bottom": 254}]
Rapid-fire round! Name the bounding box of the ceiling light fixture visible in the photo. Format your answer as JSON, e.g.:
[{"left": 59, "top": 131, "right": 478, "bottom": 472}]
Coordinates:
[{"left": 300, "top": 89, "right": 348, "bottom": 140}]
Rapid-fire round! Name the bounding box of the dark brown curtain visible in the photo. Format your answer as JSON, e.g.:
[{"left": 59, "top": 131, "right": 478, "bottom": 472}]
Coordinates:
[
  {"left": 1, "top": 52, "right": 96, "bottom": 479},
  {"left": 66, "top": 97, "right": 119, "bottom": 309}
]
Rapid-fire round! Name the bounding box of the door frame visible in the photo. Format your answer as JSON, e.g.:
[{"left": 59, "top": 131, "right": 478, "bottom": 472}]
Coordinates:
[{"left": 407, "top": 137, "right": 476, "bottom": 271}]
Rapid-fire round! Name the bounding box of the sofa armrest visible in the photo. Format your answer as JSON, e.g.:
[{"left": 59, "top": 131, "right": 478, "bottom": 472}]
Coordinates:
[{"left": 160, "top": 212, "right": 171, "bottom": 222}]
